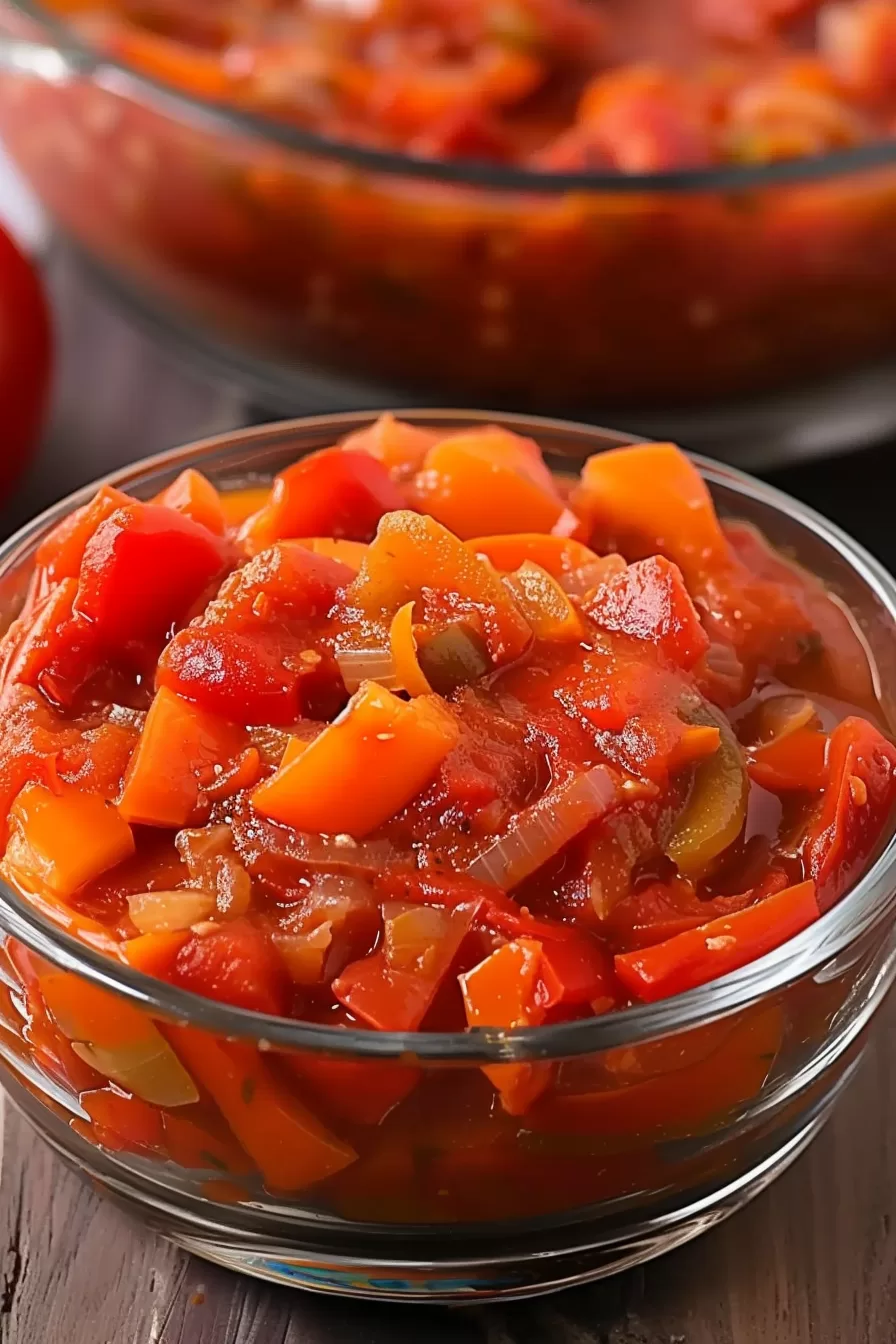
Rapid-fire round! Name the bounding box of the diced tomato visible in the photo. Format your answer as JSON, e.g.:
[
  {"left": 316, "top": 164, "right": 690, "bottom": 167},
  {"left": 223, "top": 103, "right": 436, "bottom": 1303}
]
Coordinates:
[
  {"left": 172, "top": 918, "right": 291, "bottom": 1017},
  {"left": 538, "top": 934, "right": 619, "bottom": 1012},
  {"left": 34, "top": 485, "right": 131, "bottom": 584},
  {"left": 240, "top": 448, "right": 406, "bottom": 555},
  {"left": 284, "top": 1046, "right": 420, "bottom": 1125},
  {"left": 805, "top": 716, "right": 896, "bottom": 909},
  {"left": 158, "top": 627, "right": 302, "bottom": 725},
  {"left": 74, "top": 501, "right": 230, "bottom": 654},
  {"left": 584, "top": 555, "right": 710, "bottom": 671}
]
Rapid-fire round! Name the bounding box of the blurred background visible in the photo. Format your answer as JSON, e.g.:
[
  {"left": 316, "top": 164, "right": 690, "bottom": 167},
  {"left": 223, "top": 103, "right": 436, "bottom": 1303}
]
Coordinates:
[{"left": 0, "top": 0, "right": 894, "bottom": 554}]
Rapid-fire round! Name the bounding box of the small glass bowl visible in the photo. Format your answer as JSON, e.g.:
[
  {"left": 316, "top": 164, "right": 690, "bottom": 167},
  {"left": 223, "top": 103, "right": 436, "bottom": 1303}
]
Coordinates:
[{"left": 0, "top": 411, "right": 895, "bottom": 1303}]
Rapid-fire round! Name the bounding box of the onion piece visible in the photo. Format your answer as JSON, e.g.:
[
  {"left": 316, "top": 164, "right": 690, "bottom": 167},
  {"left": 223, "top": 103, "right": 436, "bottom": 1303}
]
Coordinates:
[
  {"left": 72, "top": 1039, "right": 199, "bottom": 1108},
  {"left": 756, "top": 693, "right": 817, "bottom": 745},
  {"left": 128, "top": 888, "right": 217, "bottom": 934},
  {"left": 467, "top": 765, "right": 616, "bottom": 890},
  {"left": 335, "top": 647, "right": 400, "bottom": 693},
  {"left": 665, "top": 700, "right": 748, "bottom": 880}
]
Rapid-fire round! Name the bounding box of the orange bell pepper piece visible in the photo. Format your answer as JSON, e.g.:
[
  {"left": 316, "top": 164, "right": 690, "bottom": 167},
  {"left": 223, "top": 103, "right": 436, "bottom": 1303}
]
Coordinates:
[
  {"left": 747, "top": 727, "right": 828, "bottom": 793},
  {"left": 294, "top": 537, "right": 369, "bottom": 572},
  {"left": 614, "top": 880, "right": 819, "bottom": 1002},
  {"left": 122, "top": 930, "right": 191, "bottom": 979},
  {"left": 154, "top": 468, "right": 226, "bottom": 535},
  {"left": 166, "top": 1026, "right": 357, "bottom": 1193},
  {"left": 118, "top": 687, "right": 247, "bottom": 827},
  {"left": 503, "top": 561, "right": 585, "bottom": 642},
  {"left": 6, "top": 781, "right": 135, "bottom": 898},
  {"left": 219, "top": 486, "right": 271, "bottom": 528},
  {"left": 413, "top": 426, "right": 572, "bottom": 539},
  {"left": 531, "top": 1005, "right": 783, "bottom": 1137},
  {"left": 340, "top": 413, "right": 440, "bottom": 477},
  {"left": 460, "top": 938, "right": 552, "bottom": 1115},
  {"left": 573, "top": 442, "right": 728, "bottom": 583},
  {"left": 468, "top": 533, "right": 603, "bottom": 584},
  {"left": 348, "top": 510, "right": 531, "bottom": 665},
  {"left": 39, "top": 971, "right": 161, "bottom": 1052},
  {"left": 388, "top": 601, "right": 433, "bottom": 696},
  {"left": 252, "top": 681, "right": 458, "bottom": 837}
]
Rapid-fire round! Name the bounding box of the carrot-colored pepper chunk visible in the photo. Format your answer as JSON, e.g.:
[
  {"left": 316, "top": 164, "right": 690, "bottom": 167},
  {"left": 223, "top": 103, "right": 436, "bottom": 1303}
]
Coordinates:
[
  {"left": 251, "top": 681, "right": 458, "bottom": 836},
  {"left": 119, "top": 687, "right": 247, "bottom": 827},
  {"left": 460, "top": 938, "right": 552, "bottom": 1115},
  {"left": 166, "top": 1026, "right": 357, "bottom": 1193},
  {"left": 5, "top": 782, "right": 134, "bottom": 897}
]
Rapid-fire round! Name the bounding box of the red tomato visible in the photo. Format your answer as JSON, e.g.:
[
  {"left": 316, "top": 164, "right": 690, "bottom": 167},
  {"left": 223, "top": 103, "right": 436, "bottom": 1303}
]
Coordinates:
[
  {"left": 172, "top": 918, "right": 291, "bottom": 1016},
  {"left": 0, "top": 224, "right": 51, "bottom": 499}
]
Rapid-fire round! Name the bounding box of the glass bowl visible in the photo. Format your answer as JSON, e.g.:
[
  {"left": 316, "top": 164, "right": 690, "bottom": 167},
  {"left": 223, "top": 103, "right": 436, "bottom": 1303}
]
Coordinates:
[
  {"left": 3, "top": 5, "right": 896, "bottom": 463},
  {"left": 0, "top": 410, "right": 895, "bottom": 1303}
]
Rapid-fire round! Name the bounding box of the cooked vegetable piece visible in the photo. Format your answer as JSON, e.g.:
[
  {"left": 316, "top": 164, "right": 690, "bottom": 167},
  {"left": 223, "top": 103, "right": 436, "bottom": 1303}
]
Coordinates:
[
  {"left": 333, "top": 900, "right": 480, "bottom": 1030},
  {"left": 460, "top": 938, "right": 552, "bottom": 1115},
  {"left": 171, "top": 917, "right": 291, "bottom": 1016},
  {"left": 573, "top": 443, "right": 728, "bottom": 583},
  {"left": 251, "top": 681, "right": 459, "bottom": 837},
  {"left": 388, "top": 601, "right": 433, "bottom": 696},
  {"left": 74, "top": 500, "right": 229, "bottom": 651},
  {"left": 416, "top": 622, "right": 492, "bottom": 695},
  {"left": 127, "top": 888, "right": 216, "bottom": 935},
  {"left": 414, "top": 426, "right": 572, "bottom": 538},
  {"left": 584, "top": 555, "right": 709, "bottom": 670},
  {"left": 35, "top": 485, "right": 131, "bottom": 583},
  {"left": 154, "top": 469, "right": 226, "bottom": 535},
  {"left": 39, "top": 971, "right": 198, "bottom": 1106},
  {"left": 345, "top": 510, "right": 532, "bottom": 665},
  {"left": 5, "top": 782, "right": 135, "bottom": 897},
  {"left": 503, "top": 562, "right": 585, "bottom": 642},
  {"left": 340, "top": 413, "right": 439, "bottom": 477},
  {"left": 118, "top": 688, "right": 247, "bottom": 827},
  {"left": 748, "top": 727, "right": 828, "bottom": 793},
  {"left": 240, "top": 447, "right": 405, "bottom": 555},
  {"left": 166, "top": 1026, "right": 357, "bottom": 1192},
  {"left": 805, "top": 716, "right": 896, "bottom": 909},
  {"left": 294, "top": 537, "right": 369, "bottom": 571},
  {"left": 467, "top": 765, "right": 617, "bottom": 889},
  {"left": 614, "top": 880, "right": 819, "bottom": 1001},
  {"left": 468, "top": 533, "right": 604, "bottom": 588},
  {"left": 665, "top": 701, "right": 748, "bottom": 879},
  {"left": 158, "top": 626, "right": 304, "bottom": 726}
]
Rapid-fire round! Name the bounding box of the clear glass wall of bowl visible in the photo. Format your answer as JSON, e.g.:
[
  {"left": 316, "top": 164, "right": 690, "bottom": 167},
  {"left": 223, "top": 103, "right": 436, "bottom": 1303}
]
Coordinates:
[
  {"left": 0, "top": 414, "right": 894, "bottom": 1298},
  {"left": 3, "top": 2, "right": 896, "bottom": 459}
]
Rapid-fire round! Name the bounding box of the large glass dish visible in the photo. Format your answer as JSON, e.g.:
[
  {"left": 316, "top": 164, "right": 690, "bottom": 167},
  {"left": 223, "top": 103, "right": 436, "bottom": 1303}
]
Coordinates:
[
  {"left": 2, "top": 5, "right": 896, "bottom": 461},
  {"left": 0, "top": 411, "right": 895, "bottom": 1302}
]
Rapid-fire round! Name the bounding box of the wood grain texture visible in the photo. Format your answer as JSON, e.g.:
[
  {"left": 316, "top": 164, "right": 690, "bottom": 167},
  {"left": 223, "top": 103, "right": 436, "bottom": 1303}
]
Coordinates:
[{"left": 3, "top": 245, "right": 896, "bottom": 1344}]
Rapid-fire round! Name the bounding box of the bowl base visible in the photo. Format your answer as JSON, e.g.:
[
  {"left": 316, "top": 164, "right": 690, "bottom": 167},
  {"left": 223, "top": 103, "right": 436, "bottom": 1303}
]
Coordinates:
[{"left": 7, "top": 1079, "right": 837, "bottom": 1303}]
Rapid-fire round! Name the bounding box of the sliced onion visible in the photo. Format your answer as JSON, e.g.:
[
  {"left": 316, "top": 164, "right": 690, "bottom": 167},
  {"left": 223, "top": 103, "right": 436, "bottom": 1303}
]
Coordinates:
[
  {"left": 335, "top": 646, "right": 400, "bottom": 693},
  {"left": 665, "top": 701, "right": 748, "bottom": 880},
  {"left": 561, "top": 553, "right": 627, "bottom": 599},
  {"left": 273, "top": 922, "right": 333, "bottom": 985},
  {"left": 72, "top": 1038, "right": 199, "bottom": 1108},
  {"left": 175, "top": 825, "right": 254, "bottom": 918},
  {"left": 467, "top": 765, "right": 616, "bottom": 890},
  {"left": 128, "top": 888, "right": 216, "bottom": 934}
]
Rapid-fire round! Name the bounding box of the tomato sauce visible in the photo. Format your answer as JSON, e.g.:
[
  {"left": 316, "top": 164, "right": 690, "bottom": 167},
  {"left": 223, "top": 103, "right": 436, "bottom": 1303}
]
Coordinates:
[{"left": 0, "top": 416, "right": 893, "bottom": 1220}]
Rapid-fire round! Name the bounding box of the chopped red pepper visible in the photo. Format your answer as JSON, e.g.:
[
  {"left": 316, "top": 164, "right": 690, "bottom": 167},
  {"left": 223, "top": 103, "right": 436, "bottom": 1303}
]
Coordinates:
[{"left": 614, "top": 880, "right": 819, "bottom": 1002}]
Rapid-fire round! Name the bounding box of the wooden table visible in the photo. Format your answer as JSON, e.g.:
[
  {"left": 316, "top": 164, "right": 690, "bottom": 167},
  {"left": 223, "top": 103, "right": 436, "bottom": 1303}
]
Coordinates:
[{"left": 2, "top": 245, "right": 896, "bottom": 1344}]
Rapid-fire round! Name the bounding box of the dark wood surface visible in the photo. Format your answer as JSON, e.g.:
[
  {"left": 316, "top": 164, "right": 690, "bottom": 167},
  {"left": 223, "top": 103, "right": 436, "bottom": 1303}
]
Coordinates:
[{"left": 3, "top": 245, "right": 896, "bottom": 1344}]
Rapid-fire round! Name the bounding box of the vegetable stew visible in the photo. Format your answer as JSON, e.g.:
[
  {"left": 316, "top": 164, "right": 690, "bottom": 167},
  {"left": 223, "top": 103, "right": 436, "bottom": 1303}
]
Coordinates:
[{"left": 0, "top": 416, "right": 893, "bottom": 1222}]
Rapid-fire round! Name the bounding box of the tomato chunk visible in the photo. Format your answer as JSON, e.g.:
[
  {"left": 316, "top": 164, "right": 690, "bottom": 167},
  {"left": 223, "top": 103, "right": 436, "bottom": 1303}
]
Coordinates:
[
  {"left": 240, "top": 448, "right": 405, "bottom": 555},
  {"left": 172, "top": 918, "right": 291, "bottom": 1017},
  {"left": 805, "top": 717, "right": 896, "bottom": 909},
  {"left": 584, "top": 555, "right": 710, "bottom": 671}
]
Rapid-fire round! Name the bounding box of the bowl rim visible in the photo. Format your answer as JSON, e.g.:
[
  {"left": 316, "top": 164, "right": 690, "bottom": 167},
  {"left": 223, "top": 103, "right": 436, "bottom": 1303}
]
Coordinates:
[
  {"left": 8, "top": 0, "right": 896, "bottom": 196},
  {"left": 1, "top": 407, "right": 895, "bottom": 1062}
]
